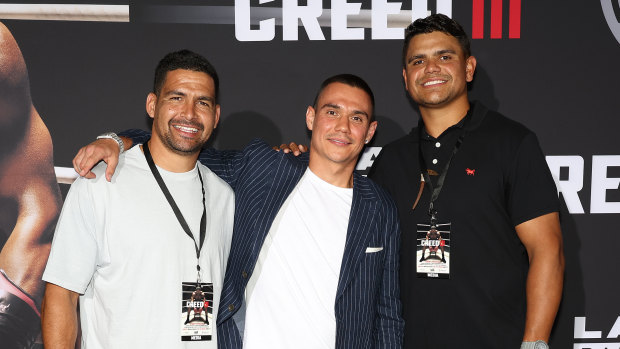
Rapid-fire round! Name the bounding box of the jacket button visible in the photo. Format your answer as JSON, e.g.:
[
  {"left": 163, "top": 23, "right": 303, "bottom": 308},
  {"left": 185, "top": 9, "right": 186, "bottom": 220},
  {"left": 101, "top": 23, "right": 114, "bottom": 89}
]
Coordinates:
[
  {"left": 228, "top": 304, "right": 235, "bottom": 311},
  {"left": 242, "top": 271, "right": 248, "bottom": 278}
]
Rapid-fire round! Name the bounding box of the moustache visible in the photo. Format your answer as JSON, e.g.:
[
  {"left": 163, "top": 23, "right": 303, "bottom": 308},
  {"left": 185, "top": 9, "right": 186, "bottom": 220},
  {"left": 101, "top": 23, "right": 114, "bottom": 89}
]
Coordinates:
[
  {"left": 326, "top": 134, "right": 354, "bottom": 144},
  {"left": 168, "top": 118, "right": 204, "bottom": 131},
  {"left": 416, "top": 74, "right": 451, "bottom": 85}
]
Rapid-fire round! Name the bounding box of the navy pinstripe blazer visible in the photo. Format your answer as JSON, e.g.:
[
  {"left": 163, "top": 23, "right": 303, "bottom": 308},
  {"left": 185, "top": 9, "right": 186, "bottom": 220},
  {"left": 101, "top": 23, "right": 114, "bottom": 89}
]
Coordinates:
[
  {"left": 120, "top": 131, "right": 403, "bottom": 348},
  {"left": 200, "top": 139, "right": 403, "bottom": 349}
]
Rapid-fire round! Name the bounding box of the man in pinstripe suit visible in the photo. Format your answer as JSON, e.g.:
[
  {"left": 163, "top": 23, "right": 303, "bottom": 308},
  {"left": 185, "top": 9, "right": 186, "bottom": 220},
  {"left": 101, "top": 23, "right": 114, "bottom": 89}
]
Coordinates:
[{"left": 74, "top": 74, "right": 404, "bottom": 348}]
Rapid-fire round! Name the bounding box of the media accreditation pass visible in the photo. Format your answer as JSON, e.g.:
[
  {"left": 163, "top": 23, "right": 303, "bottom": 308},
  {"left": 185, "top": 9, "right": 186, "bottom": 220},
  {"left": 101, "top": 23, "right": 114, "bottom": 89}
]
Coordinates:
[
  {"left": 143, "top": 142, "right": 213, "bottom": 341},
  {"left": 415, "top": 127, "right": 466, "bottom": 279}
]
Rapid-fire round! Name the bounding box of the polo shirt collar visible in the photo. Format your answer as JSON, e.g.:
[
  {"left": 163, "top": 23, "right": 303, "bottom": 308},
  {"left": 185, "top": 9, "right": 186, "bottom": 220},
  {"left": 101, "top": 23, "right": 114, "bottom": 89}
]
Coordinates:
[{"left": 409, "top": 100, "right": 489, "bottom": 141}]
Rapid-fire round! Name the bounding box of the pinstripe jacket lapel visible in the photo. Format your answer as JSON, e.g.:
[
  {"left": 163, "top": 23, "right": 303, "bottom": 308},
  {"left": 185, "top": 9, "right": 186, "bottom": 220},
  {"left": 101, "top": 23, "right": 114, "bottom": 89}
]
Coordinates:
[{"left": 335, "top": 173, "right": 378, "bottom": 301}]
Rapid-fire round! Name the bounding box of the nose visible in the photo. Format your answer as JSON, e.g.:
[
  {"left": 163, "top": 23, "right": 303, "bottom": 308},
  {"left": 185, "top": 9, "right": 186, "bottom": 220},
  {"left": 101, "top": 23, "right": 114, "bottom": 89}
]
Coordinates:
[
  {"left": 180, "top": 99, "right": 195, "bottom": 119},
  {"left": 335, "top": 115, "right": 351, "bottom": 133},
  {"left": 424, "top": 58, "right": 440, "bottom": 74}
]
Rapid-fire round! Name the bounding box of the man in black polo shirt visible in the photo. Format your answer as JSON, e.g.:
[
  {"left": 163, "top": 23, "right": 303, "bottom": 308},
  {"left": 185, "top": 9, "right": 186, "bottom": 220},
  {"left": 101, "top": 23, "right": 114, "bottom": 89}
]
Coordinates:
[{"left": 368, "top": 14, "right": 564, "bottom": 349}]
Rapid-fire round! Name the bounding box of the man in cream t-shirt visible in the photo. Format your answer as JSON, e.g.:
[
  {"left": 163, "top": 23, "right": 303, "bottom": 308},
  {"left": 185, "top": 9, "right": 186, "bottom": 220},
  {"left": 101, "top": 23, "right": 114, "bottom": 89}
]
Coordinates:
[{"left": 40, "top": 50, "right": 234, "bottom": 349}]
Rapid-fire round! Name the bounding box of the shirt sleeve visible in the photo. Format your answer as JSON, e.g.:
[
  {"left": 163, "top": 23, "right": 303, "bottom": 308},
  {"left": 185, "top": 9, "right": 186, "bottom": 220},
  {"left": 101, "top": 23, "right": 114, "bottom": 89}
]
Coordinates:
[
  {"left": 198, "top": 139, "right": 281, "bottom": 190},
  {"left": 507, "top": 132, "right": 560, "bottom": 226},
  {"left": 42, "top": 177, "right": 100, "bottom": 294},
  {"left": 198, "top": 148, "right": 244, "bottom": 189}
]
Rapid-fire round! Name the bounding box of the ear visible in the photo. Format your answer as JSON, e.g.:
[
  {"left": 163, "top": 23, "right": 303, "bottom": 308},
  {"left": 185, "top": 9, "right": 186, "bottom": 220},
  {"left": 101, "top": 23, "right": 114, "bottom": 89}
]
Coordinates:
[
  {"left": 146, "top": 93, "right": 157, "bottom": 119},
  {"left": 365, "top": 120, "right": 378, "bottom": 143},
  {"left": 465, "top": 55, "right": 477, "bottom": 82},
  {"left": 305, "top": 106, "right": 316, "bottom": 131},
  {"left": 402, "top": 68, "right": 409, "bottom": 90},
  {"left": 213, "top": 104, "right": 221, "bottom": 129}
]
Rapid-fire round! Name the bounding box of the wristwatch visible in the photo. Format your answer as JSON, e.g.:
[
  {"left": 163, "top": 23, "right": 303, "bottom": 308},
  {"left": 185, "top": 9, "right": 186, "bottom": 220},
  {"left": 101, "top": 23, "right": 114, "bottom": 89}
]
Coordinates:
[
  {"left": 96, "top": 132, "right": 125, "bottom": 153},
  {"left": 520, "top": 340, "right": 549, "bottom": 349}
]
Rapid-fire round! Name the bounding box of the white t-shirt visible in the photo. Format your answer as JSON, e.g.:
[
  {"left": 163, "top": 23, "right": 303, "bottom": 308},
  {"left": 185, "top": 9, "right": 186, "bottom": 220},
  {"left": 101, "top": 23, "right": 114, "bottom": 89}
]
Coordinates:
[
  {"left": 43, "top": 146, "right": 235, "bottom": 349},
  {"left": 243, "top": 168, "right": 352, "bottom": 349}
]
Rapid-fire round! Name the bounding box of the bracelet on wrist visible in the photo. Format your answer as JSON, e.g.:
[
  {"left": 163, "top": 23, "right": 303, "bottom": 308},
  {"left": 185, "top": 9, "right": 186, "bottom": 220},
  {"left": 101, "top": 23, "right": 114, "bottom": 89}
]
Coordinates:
[{"left": 96, "top": 132, "right": 125, "bottom": 153}]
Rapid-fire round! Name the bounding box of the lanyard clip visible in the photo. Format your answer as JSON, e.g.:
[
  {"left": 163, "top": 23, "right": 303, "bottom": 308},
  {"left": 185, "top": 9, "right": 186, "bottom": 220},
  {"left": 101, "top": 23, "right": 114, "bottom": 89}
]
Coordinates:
[{"left": 428, "top": 202, "right": 438, "bottom": 227}]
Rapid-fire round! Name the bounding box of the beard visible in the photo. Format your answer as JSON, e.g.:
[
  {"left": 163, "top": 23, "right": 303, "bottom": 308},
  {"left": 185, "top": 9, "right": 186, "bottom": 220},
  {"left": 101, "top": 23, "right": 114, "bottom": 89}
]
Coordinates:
[{"left": 158, "top": 118, "right": 207, "bottom": 156}]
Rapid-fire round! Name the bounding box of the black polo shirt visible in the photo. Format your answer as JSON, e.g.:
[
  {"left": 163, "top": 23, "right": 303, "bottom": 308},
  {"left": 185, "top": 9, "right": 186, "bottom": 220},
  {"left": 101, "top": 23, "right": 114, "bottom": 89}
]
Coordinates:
[
  {"left": 369, "top": 101, "right": 559, "bottom": 349},
  {"left": 419, "top": 109, "right": 471, "bottom": 190}
]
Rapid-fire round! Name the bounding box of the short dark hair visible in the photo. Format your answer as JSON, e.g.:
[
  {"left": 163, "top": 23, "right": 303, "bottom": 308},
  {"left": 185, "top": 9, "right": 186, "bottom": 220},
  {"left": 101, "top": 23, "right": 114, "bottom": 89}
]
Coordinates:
[
  {"left": 153, "top": 49, "right": 220, "bottom": 103},
  {"left": 312, "top": 74, "right": 375, "bottom": 121},
  {"left": 402, "top": 14, "right": 471, "bottom": 67}
]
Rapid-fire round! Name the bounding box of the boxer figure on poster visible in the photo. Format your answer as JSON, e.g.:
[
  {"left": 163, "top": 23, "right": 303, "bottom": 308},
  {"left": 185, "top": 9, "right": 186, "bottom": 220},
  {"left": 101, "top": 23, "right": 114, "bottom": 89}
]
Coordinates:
[
  {"left": 419, "top": 227, "right": 445, "bottom": 263},
  {"left": 185, "top": 285, "right": 209, "bottom": 325},
  {"left": 0, "top": 22, "right": 62, "bottom": 349}
]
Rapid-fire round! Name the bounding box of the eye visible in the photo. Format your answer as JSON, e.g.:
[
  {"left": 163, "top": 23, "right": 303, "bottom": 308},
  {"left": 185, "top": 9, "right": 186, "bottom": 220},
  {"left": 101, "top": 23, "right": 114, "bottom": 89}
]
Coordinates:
[
  {"left": 440, "top": 55, "right": 451, "bottom": 61},
  {"left": 412, "top": 59, "right": 423, "bottom": 65},
  {"left": 170, "top": 96, "right": 182, "bottom": 101},
  {"left": 326, "top": 110, "right": 338, "bottom": 116},
  {"left": 351, "top": 115, "right": 364, "bottom": 122}
]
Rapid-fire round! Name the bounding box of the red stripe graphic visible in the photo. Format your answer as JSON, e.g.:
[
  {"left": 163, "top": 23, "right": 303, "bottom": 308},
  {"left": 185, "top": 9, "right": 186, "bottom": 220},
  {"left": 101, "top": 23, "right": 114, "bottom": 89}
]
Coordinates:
[
  {"left": 490, "top": 0, "right": 502, "bottom": 39},
  {"left": 509, "top": 0, "right": 521, "bottom": 38},
  {"left": 472, "top": 0, "right": 484, "bottom": 39}
]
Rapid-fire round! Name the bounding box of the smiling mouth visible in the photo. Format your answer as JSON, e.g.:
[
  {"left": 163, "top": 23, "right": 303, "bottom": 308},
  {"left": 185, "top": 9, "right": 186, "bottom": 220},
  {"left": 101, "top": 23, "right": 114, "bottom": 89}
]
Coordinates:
[
  {"left": 423, "top": 79, "right": 447, "bottom": 87},
  {"left": 328, "top": 138, "right": 352, "bottom": 146},
  {"left": 173, "top": 125, "right": 200, "bottom": 134}
]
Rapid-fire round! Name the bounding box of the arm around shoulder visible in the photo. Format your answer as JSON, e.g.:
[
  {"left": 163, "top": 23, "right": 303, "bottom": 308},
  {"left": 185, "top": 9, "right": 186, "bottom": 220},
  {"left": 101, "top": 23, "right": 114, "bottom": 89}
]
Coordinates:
[
  {"left": 199, "top": 138, "right": 274, "bottom": 188},
  {"left": 73, "top": 130, "right": 140, "bottom": 181}
]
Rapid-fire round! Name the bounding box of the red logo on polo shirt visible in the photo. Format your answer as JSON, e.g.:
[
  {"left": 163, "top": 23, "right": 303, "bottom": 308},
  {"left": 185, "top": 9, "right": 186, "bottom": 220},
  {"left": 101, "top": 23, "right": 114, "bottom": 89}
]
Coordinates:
[{"left": 466, "top": 168, "right": 476, "bottom": 176}]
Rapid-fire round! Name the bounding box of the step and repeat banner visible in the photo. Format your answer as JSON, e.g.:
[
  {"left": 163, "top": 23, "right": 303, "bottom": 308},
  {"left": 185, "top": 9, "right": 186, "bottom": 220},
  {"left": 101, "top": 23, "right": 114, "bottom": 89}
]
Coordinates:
[{"left": 0, "top": 0, "right": 618, "bottom": 347}]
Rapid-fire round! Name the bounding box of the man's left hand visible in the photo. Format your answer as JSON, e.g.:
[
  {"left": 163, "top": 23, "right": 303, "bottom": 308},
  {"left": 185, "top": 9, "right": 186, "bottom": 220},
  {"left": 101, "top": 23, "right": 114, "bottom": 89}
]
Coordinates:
[{"left": 272, "top": 142, "right": 308, "bottom": 156}]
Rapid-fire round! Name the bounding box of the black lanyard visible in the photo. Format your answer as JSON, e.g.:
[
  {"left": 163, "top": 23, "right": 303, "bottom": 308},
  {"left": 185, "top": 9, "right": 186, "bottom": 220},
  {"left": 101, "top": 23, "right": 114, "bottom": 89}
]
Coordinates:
[
  {"left": 143, "top": 141, "right": 207, "bottom": 281},
  {"left": 418, "top": 121, "right": 467, "bottom": 227}
]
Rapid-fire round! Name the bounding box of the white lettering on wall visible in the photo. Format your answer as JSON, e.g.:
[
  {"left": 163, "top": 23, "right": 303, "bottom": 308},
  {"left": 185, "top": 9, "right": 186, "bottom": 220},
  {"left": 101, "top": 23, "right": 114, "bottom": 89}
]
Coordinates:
[
  {"left": 356, "top": 147, "right": 382, "bottom": 171},
  {"left": 234, "top": 0, "right": 452, "bottom": 41},
  {"left": 546, "top": 155, "right": 585, "bottom": 214},
  {"left": 575, "top": 317, "right": 603, "bottom": 339},
  {"left": 283, "top": 0, "right": 325, "bottom": 41},
  {"left": 574, "top": 316, "right": 620, "bottom": 348},
  {"left": 609, "top": 316, "right": 620, "bottom": 338},
  {"left": 371, "top": 0, "right": 403, "bottom": 39},
  {"left": 235, "top": 0, "right": 275, "bottom": 41},
  {"left": 591, "top": 155, "right": 620, "bottom": 214},
  {"left": 332, "top": 0, "right": 364, "bottom": 40}
]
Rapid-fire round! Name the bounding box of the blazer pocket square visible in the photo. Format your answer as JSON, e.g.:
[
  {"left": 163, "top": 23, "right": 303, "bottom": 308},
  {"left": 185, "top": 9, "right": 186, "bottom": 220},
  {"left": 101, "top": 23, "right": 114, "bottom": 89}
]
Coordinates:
[{"left": 365, "top": 247, "right": 383, "bottom": 253}]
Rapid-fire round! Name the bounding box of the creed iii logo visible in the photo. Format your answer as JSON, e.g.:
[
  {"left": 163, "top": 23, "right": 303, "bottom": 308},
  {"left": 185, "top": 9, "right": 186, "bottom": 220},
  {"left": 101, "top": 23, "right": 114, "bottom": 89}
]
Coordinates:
[
  {"left": 602, "top": 0, "right": 620, "bottom": 44},
  {"left": 234, "top": 0, "right": 524, "bottom": 41}
]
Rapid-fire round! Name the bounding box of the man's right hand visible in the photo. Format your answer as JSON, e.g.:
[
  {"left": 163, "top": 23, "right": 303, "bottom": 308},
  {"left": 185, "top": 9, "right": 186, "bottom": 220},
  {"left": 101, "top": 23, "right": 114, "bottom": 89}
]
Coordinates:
[{"left": 73, "top": 138, "right": 124, "bottom": 182}]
